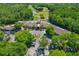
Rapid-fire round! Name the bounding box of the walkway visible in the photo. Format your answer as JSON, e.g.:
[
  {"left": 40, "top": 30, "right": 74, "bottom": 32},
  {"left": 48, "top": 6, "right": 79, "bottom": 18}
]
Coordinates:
[{"left": 27, "top": 30, "right": 45, "bottom": 56}]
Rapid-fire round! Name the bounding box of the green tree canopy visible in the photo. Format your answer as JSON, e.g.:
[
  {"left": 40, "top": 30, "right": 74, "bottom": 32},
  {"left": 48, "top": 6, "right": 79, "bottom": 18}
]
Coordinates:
[
  {"left": 51, "top": 32, "right": 79, "bottom": 52},
  {"left": 0, "top": 42, "right": 27, "bottom": 56},
  {"left": 15, "top": 30, "right": 35, "bottom": 47},
  {"left": 0, "top": 4, "right": 33, "bottom": 24},
  {"left": 0, "top": 31, "right": 5, "bottom": 41},
  {"left": 14, "top": 22, "right": 23, "bottom": 29},
  {"left": 46, "top": 26, "right": 55, "bottom": 37},
  {"left": 40, "top": 36, "right": 48, "bottom": 48},
  {"left": 74, "top": 51, "right": 79, "bottom": 56},
  {"left": 48, "top": 4, "right": 79, "bottom": 34},
  {"left": 67, "top": 33, "right": 79, "bottom": 50},
  {"left": 49, "top": 49, "right": 66, "bottom": 56}
]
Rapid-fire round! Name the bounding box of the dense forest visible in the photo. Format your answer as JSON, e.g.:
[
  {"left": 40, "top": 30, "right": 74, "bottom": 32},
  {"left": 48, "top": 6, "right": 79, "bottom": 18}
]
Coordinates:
[
  {"left": 0, "top": 4, "right": 33, "bottom": 24},
  {"left": 46, "top": 26, "right": 79, "bottom": 56},
  {"left": 48, "top": 4, "right": 79, "bottom": 34}
]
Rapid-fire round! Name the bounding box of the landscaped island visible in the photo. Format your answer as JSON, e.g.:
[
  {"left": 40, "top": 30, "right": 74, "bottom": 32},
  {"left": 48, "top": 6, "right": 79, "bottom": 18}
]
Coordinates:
[{"left": 0, "top": 4, "right": 79, "bottom": 56}]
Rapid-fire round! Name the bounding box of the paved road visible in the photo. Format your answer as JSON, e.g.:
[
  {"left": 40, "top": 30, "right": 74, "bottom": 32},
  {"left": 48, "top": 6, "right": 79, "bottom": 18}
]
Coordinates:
[
  {"left": 9, "top": 34, "right": 15, "bottom": 42},
  {"left": 27, "top": 40, "right": 40, "bottom": 56},
  {"left": 27, "top": 47, "right": 36, "bottom": 56},
  {"left": 19, "top": 21, "right": 71, "bottom": 35},
  {"left": 27, "top": 30, "right": 45, "bottom": 56}
]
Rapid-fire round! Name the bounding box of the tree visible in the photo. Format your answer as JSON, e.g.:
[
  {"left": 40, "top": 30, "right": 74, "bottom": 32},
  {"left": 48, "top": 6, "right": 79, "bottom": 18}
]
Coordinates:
[
  {"left": 52, "top": 33, "right": 73, "bottom": 51},
  {"left": 52, "top": 32, "right": 79, "bottom": 51},
  {"left": 40, "top": 36, "right": 48, "bottom": 48},
  {"left": 46, "top": 26, "right": 55, "bottom": 37},
  {"left": 0, "top": 42, "right": 27, "bottom": 56},
  {"left": 74, "top": 51, "right": 79, "bottom": 56},
  {"left": 0, "top": 4, "right": 33, "bottom": 25},
  {"left": 49, "top": 49, "right": 66, "bottom": 56},
  {"left": 0, "top": 31, "right": 5, "bottom": 41},
  {"left": 14, "top": 22, "right": 23, "bottom": 29},
  {"left": 67, "top": 33, "right": 79, "bottom": 50},
  {"left": 66, "top": 52, "right": 73, "bottom": 56},
  {"left": 15, "top": 30, "right": 35, "bottom": 47},
  {"left": 52, "top": 35, "right": 63, "bottom": 48}
]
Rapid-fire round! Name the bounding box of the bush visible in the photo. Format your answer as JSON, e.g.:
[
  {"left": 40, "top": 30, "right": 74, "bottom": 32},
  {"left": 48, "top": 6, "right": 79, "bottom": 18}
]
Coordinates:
[
  {"left": 0, "top": 42, "right": 27, "bottom": 56},
  {"left": 15, "top": 30, "right": 35, "bottom": 47},
  {"left": 49, "top": 49, "right": 66, "bottom": 56},
  {"left": 0, "top": 31, "right": 5, "bottom": 41},
  {"left": 14, "top": 22, "right": 23, "bottom": 29},
  {"left": 46, "top": 26, "right": 55, "bottom": 37}
]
